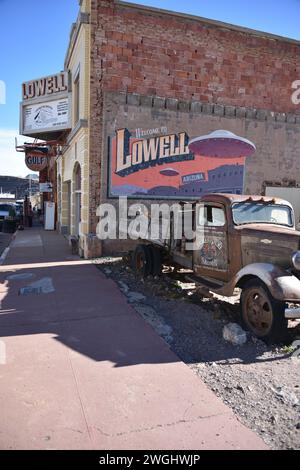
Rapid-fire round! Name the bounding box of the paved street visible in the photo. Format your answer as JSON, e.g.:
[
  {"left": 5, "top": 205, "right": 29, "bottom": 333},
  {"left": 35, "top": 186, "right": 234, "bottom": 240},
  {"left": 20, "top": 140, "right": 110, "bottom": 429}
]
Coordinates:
[{"left": 0, "top": 228, "right": 267, "bottom": 449}]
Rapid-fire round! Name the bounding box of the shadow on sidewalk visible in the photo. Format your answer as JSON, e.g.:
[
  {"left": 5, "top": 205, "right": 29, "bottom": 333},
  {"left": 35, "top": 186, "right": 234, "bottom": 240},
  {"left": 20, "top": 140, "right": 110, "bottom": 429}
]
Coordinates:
[
  {"left": 0, "top": 261, "right": 179, "bottom": 368},
  {"left": 1, "top": 258, "right": 295, "bottom": 368}
]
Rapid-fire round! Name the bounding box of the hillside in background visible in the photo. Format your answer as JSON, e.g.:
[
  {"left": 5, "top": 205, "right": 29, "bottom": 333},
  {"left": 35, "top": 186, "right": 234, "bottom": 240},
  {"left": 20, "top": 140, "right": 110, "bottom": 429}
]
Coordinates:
[{"left": 0, "top": 175, "right": 39, "bottom": 199}]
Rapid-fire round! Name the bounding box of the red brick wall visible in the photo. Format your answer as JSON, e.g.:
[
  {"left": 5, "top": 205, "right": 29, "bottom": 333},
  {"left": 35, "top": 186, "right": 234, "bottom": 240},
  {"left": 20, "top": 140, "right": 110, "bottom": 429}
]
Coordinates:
[
  {"left": 91, "top": 0, "right": 300, "bottom": 112},
  {"left": 88, "top": 0, "right": 300, "bottom": 233}
]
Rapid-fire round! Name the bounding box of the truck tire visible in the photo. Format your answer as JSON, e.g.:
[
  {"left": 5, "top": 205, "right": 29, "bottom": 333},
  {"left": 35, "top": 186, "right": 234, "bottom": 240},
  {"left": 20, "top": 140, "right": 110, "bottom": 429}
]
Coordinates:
[
  {"left": 148, "top": 245, "right": 162, "bottom": 276},
  {"left": 132, "top": 244, "right": 152, "bottom": 278},
  {"left": 240, "top": 279, "right": 288, "bottom": 343}
]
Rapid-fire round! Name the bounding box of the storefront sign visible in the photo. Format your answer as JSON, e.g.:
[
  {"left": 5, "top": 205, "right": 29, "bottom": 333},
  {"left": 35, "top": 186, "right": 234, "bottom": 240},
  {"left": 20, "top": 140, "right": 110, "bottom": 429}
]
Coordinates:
[
  {"left": 109, "top": 127, "right": 246, "bottom": 199},
  {"left": 25, "top": 154, "right": 48, "bottom": 171},
  {"left": 115, "top": 129, "right": 194, "bottom": 176},
  {"left": 22, "top": 72, "right": 68, "bottom": 101},
  {"left": 39, "top": 182, "right": 53, "bottom": 193},
  {"left": 20, "top": 71, "right": 70, "bottom": 137},
  {"left": 22, "top": 98, "right": 69, "bottom": 134}
]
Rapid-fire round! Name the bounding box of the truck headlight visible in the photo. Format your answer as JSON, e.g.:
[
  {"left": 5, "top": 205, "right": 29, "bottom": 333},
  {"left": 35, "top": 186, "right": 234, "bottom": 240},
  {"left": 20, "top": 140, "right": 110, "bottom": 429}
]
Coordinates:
[{"left": 292, "top": 251, "right": 300, "bottom": 271}]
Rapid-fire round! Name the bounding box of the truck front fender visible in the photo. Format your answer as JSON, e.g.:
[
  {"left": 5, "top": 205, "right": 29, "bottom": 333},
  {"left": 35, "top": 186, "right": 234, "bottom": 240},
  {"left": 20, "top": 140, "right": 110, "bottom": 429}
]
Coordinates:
[{"left": 218, "top": 263, "right": 300, "bottom": 302}]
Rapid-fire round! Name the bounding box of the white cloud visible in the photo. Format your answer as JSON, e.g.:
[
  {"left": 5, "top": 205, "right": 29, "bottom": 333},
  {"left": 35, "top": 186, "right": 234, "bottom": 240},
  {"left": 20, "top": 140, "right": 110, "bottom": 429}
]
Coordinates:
[{"left": 0, "top": 129, "right": 38, "bottom": 177}]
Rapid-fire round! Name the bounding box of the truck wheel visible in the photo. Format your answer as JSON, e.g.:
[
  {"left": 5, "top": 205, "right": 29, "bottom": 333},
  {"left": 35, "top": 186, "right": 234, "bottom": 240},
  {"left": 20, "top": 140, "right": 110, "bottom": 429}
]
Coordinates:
[
  {"left": 132, "top": 244, "right": 152, "bottom": 278},
  {"left": 148, "top": 245, "right": 162, "bottom": 276},
  {"left": 240, "top": 279, "right": 288, "bottom": 343}
]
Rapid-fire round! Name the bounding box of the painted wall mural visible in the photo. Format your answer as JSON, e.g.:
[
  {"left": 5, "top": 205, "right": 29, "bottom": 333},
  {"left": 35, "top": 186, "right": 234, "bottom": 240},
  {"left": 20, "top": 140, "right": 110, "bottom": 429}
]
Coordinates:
[{"left": 109, "top": 128, "right": 246, "bottom": 199}]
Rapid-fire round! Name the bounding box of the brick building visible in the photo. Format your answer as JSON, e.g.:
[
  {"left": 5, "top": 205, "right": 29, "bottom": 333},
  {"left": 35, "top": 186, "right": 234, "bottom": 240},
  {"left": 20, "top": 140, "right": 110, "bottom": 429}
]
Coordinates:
[{"left": 23, "top": 0, "right": 300, "bottom": 257}]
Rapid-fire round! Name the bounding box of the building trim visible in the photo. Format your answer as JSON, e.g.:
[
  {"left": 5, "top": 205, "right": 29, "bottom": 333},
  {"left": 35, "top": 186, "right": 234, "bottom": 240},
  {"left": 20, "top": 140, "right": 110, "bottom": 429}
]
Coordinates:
[
  {"left": 262, "top": 179, "right": 300, "bottom": 195},
  {"left": 65, "top": 119, "right": 89, "bottom": 147},
  {"left": 118, "top": 1, "right": 300, "bottom": 47},
  {"left": 64, "top": 12, "right": 90, "bottom": 69},
  {"left": 107, "top": 91, "right": 300, "bottom": 125},
  {"left": 20, "top": 91, "right": 69, "bottom": 107}
]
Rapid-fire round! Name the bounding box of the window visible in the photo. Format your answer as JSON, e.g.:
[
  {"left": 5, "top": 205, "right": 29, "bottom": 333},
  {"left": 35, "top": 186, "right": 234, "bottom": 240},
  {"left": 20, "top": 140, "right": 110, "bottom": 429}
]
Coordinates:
[
  {"left": 74, "top": 73, "right": 80, "bottom": 124},
  {"left": 75, "top": 164, "right": 81, "bottom": 192},
  {"left": 232, "top": 202, "right": 293, "bottom": 227},
  {"left": 199, "top": 205, "right": 226, "bottom": 227}
]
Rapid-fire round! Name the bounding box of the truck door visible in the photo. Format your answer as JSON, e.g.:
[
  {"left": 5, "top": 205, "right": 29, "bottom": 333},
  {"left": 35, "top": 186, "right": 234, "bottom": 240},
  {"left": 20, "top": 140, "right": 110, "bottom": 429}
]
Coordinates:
[{"left": 193, "top": 202, "right": 229, "bottom": 282}]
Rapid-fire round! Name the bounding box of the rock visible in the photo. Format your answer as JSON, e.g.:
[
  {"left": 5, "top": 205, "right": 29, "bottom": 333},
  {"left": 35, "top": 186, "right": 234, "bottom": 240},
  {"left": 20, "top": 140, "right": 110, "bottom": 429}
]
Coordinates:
[
  {"left": 272, "top": 386, "right": 299, "bottom": 407},
  {"left": 133, "top": 304, "right": 173, "bottom": 343},
  {"left": 103, "top": 268, "right": 112, "bottom": 275},
  {"left": 196, "top": 286, "right": 213, "bottom": 298},
  {"left": 270, "top": 415, "right": 277, "bottom": 425},
  {"left": 223, "top": 323, "right": 247, "bottom": 346},
  {"left": 118, "top": 281, "right": 129, "bottom": 293},
  {"left": 127, "top": 291, "right": 146, "bottom": 303}
]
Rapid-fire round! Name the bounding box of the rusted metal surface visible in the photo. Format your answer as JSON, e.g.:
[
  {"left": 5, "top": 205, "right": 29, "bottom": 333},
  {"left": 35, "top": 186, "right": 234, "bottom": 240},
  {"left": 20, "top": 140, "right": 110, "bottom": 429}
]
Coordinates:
[
  {"left": 239, "top": 225, "right": 299, "bottom": 269},
  {"left": 194, "top": 194, "right": 300, "bottom": 301},
  {"left": 194, "top": 193, "right": 300, "bottom": 281},
  {"left": 217, "top": 263, "right": 300, "bottom": 302},
  {"left": 241, "top": 284, "right": 273, "bottom": 336},
  {"left": 194, "top": 228, "right": 228, "bottom": 280}
]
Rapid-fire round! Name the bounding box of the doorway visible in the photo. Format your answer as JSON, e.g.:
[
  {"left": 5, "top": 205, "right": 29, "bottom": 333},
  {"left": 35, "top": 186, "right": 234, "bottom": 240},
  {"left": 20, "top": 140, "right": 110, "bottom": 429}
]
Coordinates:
[{"left": 73, "top": 163, "right": 82, "bottom": 237}]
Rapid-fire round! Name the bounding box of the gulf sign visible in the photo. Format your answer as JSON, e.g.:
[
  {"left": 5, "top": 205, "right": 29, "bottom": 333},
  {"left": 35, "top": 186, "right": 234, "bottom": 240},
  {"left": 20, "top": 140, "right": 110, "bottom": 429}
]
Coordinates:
[{"left": 25, "top": 154, "right": 48, "bottom": 172}]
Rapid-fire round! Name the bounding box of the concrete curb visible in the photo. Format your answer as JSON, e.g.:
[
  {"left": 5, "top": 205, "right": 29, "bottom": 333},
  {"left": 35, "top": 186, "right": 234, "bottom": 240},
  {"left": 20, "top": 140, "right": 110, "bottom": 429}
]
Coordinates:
[
  {"left": 0, "top": 246, "right": 10, "bottom": 265},
  {"left": 0, "top": 230, "right": 17, "bottom": 266}
]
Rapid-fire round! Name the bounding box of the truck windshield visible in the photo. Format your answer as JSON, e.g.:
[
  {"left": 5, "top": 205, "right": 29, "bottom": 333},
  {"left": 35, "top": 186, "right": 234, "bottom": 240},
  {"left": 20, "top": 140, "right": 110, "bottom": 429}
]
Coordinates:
[{"left": 232, "top": 202, "right": 293, "bottom": 227}]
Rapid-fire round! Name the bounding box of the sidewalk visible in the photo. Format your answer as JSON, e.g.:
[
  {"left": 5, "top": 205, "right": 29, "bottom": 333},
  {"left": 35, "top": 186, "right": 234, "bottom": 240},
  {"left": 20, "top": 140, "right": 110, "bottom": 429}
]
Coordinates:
[{"left": 0, "top": 228, "right": 267, "bottom": 450}]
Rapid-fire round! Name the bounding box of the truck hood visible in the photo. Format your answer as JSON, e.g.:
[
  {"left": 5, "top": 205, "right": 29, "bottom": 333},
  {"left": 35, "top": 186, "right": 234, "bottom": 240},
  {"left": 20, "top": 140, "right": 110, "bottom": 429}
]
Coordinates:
[{"left": 236, "top": 224, "right": 300, "bottom": 269}]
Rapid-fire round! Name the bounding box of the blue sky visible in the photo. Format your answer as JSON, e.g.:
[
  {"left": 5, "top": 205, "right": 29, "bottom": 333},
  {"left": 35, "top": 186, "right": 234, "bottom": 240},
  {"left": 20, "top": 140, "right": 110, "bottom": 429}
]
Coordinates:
[
  {"left": 134, "top": 0, "right": 300, "bottom": 41},
  {"left": 0, "top": 0, "right": 299, "bottom": 176},
  {"left": 0, "top": 0, "right": 78, "bottom": 176}
]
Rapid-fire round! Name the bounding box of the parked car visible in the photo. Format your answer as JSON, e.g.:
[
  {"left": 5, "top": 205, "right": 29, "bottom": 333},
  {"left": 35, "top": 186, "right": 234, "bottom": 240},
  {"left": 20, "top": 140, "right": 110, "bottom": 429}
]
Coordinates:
[
  {"left": 0, "top": 203, "right": 16, "bottom": 219},
  {"left": 0, "top": 203, "right": 17, "bottom": 232},
  {"left": 132, "top": 194, "right": 300, "bottom": 342}
]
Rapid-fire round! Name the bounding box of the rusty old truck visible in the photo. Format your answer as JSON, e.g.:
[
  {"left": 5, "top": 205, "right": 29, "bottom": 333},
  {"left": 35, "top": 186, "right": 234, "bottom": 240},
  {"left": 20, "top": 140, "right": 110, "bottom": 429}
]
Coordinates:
[{"left": 131, "top": 193, "right": 300, "bottom": 342}]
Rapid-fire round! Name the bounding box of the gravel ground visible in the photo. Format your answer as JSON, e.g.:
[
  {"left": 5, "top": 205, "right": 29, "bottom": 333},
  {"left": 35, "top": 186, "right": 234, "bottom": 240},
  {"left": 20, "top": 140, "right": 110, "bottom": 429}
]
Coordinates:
[{"left": 95, "top": 256, "right": 300, "bottom": 450}]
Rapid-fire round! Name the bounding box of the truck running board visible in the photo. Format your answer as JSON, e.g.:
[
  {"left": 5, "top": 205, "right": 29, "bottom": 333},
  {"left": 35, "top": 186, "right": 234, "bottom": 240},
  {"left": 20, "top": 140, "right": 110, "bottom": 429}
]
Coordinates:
[{"left": 185, "top": 273, "right": 224, "bottom": 296}]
